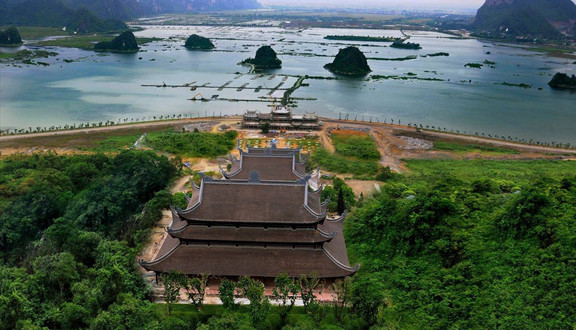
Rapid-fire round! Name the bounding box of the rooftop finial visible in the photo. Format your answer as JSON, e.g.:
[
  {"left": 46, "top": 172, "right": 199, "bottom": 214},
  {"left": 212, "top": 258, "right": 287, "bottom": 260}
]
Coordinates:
[{"left": 248, "top": 170, "right": 261, "bottom": 183}]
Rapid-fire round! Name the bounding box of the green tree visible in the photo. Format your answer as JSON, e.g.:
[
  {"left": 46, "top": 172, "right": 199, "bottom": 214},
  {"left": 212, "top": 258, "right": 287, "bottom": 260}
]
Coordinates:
[
  {"left": 332, "top": 276, "right": 351, "bottom": 321},
  {"left": 272, "top": 273, "right": 299, "bottom": 323},
  {"left": 337, "top": 188, "right": 346, "bottom": 215},
  {"left": 187, "top": 274, "right": 209, "bottom": 310},
  {"left": 260, "top": 122, "right": 270, "bottom": 134},
  {"left": 299, "top": 274, "right": 323, "bottom": 313},
  {"left": 160, "top": 271, "right": 187, "bottom": 315},
  {"left": 219, "top": 279, "right": 236, "bottom": 310},
  {"left": 32, "top": 252, "right": 80, "bottom": 298},
  {"left": 238, "top": 276, "right": 269, "bottom": 328}
]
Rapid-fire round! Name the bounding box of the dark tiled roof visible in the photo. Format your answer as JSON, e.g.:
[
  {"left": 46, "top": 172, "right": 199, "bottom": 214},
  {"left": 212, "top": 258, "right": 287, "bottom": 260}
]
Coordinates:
[
  {"left": 169, "top": 224, "right": 334, "bottom": 244},
  {"left": 318, "top": 213, "right": 351, "bottom": 268},
  {"left": 247, "top": 147, "right": 301, "bottom": 156},
  {"left": 177, "top": 179, "right": 324, "bottom": 224},
  {"left": 140, "top": 243, "right": 357, "bottom": 278},
  {"left": 223, "top": 154, "right": 305, "bottom": 181}
]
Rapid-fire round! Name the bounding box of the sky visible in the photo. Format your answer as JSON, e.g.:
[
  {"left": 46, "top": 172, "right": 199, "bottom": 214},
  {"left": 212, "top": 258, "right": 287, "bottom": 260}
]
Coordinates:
[{"left": 259, "top": 0, "right": 576, "bottom": 11}]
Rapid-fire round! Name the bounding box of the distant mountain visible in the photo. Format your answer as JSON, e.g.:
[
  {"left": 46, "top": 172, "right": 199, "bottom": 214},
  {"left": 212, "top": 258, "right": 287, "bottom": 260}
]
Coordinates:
[
  {"left": 0, "top": 0, "right": 128, "bottom": 33},
  {"left": 0, "top": 0, "right": 261, "bottom": 33},
  {"left": 0, "top": 0, "right": 263, "bottom": 22},
  {"left": 474, "top": 0, "right": 576, "bottom": 38},
  {"left": 66, "top": 8, "right": 128, "bottom": 34}
]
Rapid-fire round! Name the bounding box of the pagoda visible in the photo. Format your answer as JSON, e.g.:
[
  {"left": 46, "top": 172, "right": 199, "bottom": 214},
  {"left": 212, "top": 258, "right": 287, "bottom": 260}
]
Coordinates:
[{"left": 139, "top": 146, "right": 356, "bottom": 282}]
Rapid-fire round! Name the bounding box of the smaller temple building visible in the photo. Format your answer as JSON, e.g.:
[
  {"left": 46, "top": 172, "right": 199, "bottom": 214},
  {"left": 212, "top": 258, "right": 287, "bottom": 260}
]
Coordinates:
[{"left": 243, "top": 105, "right": 322, "bottom": 130}]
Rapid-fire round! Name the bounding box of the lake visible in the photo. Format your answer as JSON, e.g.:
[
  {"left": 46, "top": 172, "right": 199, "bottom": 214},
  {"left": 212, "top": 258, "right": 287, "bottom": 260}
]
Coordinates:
[{"left": 1, "top": 25, "right": 575, "bottom": 145}]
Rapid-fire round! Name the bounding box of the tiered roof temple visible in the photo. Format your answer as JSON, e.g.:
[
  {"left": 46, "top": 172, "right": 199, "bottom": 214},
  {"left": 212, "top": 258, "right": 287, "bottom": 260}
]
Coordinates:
[
  {"left": 139, "top": 145, "right": 356, "bottom": 279},
  {"left": 242, "top": 105, "right": 322, "bottom": 130}
]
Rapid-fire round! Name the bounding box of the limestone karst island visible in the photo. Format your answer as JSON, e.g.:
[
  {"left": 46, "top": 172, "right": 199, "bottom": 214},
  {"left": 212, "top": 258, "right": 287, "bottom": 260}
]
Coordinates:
[{"left": 1, "top": 0, "right": 576, "bottom": 328}]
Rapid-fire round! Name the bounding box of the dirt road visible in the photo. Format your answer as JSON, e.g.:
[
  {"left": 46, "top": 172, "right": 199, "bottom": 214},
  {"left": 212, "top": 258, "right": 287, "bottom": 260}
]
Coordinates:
[{"left": 0, "top": 117, "right": 242, "bottom": 143}]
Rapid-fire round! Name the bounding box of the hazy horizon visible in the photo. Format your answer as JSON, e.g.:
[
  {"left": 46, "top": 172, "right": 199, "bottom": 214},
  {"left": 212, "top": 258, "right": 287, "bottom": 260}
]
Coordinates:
[{"left": 259, "top": 0, "right": 576, "bottom": 11}]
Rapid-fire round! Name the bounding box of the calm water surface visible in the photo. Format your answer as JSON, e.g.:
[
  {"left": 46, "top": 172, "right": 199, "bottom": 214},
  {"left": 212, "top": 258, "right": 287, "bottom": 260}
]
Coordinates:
[{"left": 1, "top": 26, "right": 575, "bottom": 144}]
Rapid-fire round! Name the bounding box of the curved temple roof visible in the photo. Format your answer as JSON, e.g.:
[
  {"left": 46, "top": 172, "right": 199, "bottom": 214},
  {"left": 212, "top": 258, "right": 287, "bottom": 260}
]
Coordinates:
[
  {"left": 140, "top": 242, "right": 357, "bottom": 278},
  {"left": 168, "top": 224, "right": 335, "bottom": 244},
  {"left": 221, "top": 153, "right": 307, "bottom": 181},
  {"left": 176, "top": 175, "right": 325, "bottom": 225}
]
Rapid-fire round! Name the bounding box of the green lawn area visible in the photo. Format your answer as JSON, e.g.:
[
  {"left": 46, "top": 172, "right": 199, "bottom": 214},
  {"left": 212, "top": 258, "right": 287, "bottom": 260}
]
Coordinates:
[
  {"left": 146, "top": 130, "right": 238, "bottom": 158},
  {"left": 36, "top": 36, "right": 160, "bottom": 50},
  {"left": 78, "top": 132, "right": 145, "bottom": 152},
  {"left": 404, "top": 159, "right": 576, "bottom": 186},
  {"left": 311, "top": 131, "right": 381, "bottom": 176},
  {"left": 432, "top": 141, "right": 519, "bottom": 155},
  {"left": 332, "top": 132, "right": 381, "bottom": 160}
]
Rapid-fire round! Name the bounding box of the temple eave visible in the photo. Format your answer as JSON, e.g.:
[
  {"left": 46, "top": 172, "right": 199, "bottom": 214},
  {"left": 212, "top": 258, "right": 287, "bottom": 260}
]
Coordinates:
[{"left": 141, "top": 244, "right": 356, "bottom": 278}]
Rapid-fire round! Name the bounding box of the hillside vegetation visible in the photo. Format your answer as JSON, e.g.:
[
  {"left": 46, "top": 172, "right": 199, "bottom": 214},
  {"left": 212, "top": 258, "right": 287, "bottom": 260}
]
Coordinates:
[
  {"left": 0, "top": 0, "right": 127, "bottom": 34},
  {"left": 0, "top": 151, "right": 178, "bottom": 328},
  {"left": 345, "top": 159, "right": 576, "bottom": 328},
  {"left": 1, "top": 140, "right": 575, "bottom": 327}
]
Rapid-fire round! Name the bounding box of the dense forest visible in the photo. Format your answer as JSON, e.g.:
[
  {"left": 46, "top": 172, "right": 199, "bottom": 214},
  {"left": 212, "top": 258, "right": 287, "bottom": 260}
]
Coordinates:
[
  {"left": 1, "top": 144, "right": 575, "bottom": 328},
  {"left": 0, "top": 151, "right": 177, "bottom": 328},
  {"left": 346, "top": 159, "right": 576, "bottom": 328}
]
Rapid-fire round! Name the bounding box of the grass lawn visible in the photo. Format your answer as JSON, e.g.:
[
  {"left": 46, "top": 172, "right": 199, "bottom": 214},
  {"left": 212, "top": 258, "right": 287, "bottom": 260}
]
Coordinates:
[
  {"left": 36, "top": 36, "right": 161, "bottom": 51},
  {"left": 0, "top": 126, "right": 171, "bottom": 151},
  {"left": 404, "top": 159, "right": 576, "bottom": 186},
  {"left": 311, "top": 130, "right": 381, "bottom": 176},
  {"left": 432, "top": 141, "right": 519, "bottom": 155},
  {"left": 146, "top": 130, "right": 238, "bottom": 158}
]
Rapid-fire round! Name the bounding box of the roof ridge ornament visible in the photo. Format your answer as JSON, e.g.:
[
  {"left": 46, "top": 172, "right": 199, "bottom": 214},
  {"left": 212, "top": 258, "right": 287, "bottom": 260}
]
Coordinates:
[
  {"left": 297, "top": 175, "right": 312, "bottom": 184},
  {"left": 199, "top": 172, "right": 213, "bottom": 182},
  {"left": 248, "top": 170, "right": 261, "bottom": 183}
]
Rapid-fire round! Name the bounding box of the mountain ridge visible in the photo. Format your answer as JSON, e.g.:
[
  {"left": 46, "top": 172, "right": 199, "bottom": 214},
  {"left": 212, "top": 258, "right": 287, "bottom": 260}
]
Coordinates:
[
  {"left": 0, "top": 0, "right": 263, "bottom": 22},
  {"left": 474, "top": 0, "right": 576, "bottom": 38}
]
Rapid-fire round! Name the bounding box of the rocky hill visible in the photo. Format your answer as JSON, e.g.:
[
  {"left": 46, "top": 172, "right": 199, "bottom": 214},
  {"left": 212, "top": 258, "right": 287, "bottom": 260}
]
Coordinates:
[
  {"left": 0, "top": 26, "right": 23, "bottom": 46},
  {"left": 94, "top": 30, "right": 139, "bottom": 53},
  {"left": 548, "top": 72, "right": 576, "bottom": 90},
  {"left": 324, "top": 47, "right": 371, "bottom": 76},
  {"left": 184, "top": 34, "right": 215, "bottom": 50},
  {"left": 241, "top": 46, "right": 282, "bottom": 69},
  {"left": 474, "top": 0, "right": 576, "bottom": 38}
]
